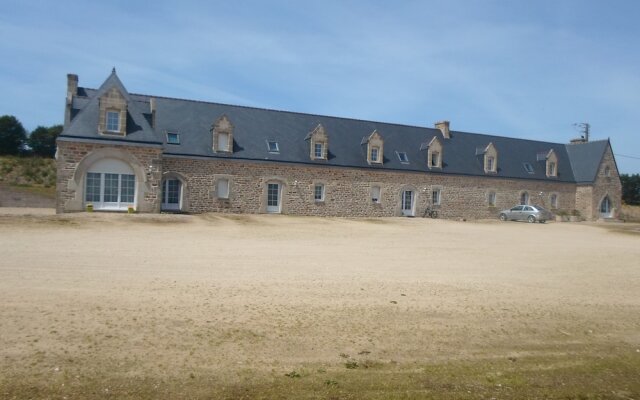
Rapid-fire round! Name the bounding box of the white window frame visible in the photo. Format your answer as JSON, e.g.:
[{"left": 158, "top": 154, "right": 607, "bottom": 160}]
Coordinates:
[
  {"left": 161, "top": 178, "right": 182, "bottom": 211},
  {"left": 85, "top": 172, "right": 136, "bottom": 211},
  {"left": 106, "top": 110, "right": 120, "bottom": 132},
  {"left": 217, "top": 178, "right": 230, "bottom": 199},
  {"left": 432, "top": 188, "right": 441, "bottom": 206},
  {"left": 314, "top": 142, "right": 324, "bottom": 159},
  {"left": 217, "top": 132, "right": 230, "bottom": 152},
  {"left": 267, "top": 140, "right": 280, "bottom": 153},
  {"left": 397, "top": 151, "right": 409, "bottom": 163},
  {"left": 431, "top": 151, "right": 440, "bottom": 168},
  {"left": 314, "top": 184, "right": 325, "bottom": 202},
  {"left": 371, "top": 185, "right": 381, "bottom": 204},
  {"left": 370, "top": 146, "right": 379, "bottom": 163},
  {"left": 488, "top": 191, "right": 497, "bottom": 207}
]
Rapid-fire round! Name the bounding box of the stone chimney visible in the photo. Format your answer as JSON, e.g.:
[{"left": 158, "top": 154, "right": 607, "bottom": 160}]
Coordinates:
[
  {"left": 64, "top": 74, "right": 79, "bottom": 126},
  {"left": 435, "top": 120, "right": 450, "bottom": 139},
  {"left": 149, "top": 98, "right": 156, "bottom": 128}
]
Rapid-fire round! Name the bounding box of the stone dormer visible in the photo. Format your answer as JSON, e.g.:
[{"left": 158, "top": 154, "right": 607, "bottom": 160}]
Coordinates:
[
  {"left": 426, "top": 136, "right": 443, "bottom": 169},
  {"left": 212, "top": 115, "right": 234, "bottom": 153},
  {"left": 97, "top": 69, "right": 129, "bottom": 136},
  {"left": 538, "top": 149, "right": 558, "bottom": 178},
  {"left": 476, "top": 142, "right": 498, "bottom": 173},
  {"left": 306, "top": 124, "right": 328, "bottom": 160},
  {"left": 362, "top": 130, "right": 384, "bottom": 165}
]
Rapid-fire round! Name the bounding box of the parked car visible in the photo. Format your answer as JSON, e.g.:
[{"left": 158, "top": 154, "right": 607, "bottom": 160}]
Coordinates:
[{"left": 499, "top": 205, "right": 553, "bottom": 223}]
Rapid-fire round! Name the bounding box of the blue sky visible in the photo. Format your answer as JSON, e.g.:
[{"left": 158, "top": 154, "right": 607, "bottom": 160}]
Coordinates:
[{"left": 1, "top": 0, "right": 639, "bottom": 173}]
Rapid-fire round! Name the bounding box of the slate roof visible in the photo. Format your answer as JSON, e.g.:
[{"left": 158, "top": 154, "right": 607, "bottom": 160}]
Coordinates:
[{"left": 60, "top": 71, "right": 611, "bottom": 184}]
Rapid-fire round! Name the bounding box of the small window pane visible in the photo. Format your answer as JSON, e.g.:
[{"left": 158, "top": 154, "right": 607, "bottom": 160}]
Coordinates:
[
  {"left": 314, "top": 184, "right": 324, "bottom": 201},
  {"left": 218, "top": 179, "right": 229, "bottom": 199},
  {"left": 523, "top": 163, "right": 534, "bottom": 173},
  {"left": 397, "top": 152, "right": 408, "bottom": 163},
  {"left": 550, "top": 194, "right": 558, "bottom": 208},
  {"left": 218, "top": 133, "right": 229, "bottom": 151},
  {"left": 167, "top": 132, "right": 180, "bottom": 144},
  {"left": 371, "top": 147, "right": 379, "bottom": 162},
  {"left": 431, "top": 152, "right": 439, "bottom": 167},
  {"left": 120, "top": 174, "right": 135, "bottom": 203},
  {"left": 85, "top": 172, "right": 101, "bottom": 202},
  {"left": 488, "top": 192, "right": 496, "bottom": 206},
  {"left": 106, "top": 111, "right": 120, "bottom": 132},
  {"left": 267, "top": 183, "right": 279, "bottom": 206}
]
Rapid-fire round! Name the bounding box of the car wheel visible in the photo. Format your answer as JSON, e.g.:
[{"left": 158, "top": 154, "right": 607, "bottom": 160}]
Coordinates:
[
  {"left": 499, "top": 213, "right": 507, "bottom": 221},
  {"left": 539, "top": 220, "right": 545, "bottom": 224},
  {"left": 527, "top": 215, "right": 536, "bottom": 223}
]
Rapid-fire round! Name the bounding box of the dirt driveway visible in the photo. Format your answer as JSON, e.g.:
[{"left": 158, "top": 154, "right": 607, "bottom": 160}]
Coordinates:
[{"left": 1, "top": 210, "right": 639, "bottom": 398}]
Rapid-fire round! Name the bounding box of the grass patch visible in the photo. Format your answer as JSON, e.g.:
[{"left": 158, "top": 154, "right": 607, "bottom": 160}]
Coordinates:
[
  {"left": 0, "top": 155, "right": 56, "bottom": 188},
  {"left": 2, "top": 353, "right": 638, "bottom": 399}
]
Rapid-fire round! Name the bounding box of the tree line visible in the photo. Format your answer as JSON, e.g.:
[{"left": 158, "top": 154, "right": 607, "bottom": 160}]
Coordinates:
[{"left": 0, "top": 115, "right": 62, "bottom": 158}]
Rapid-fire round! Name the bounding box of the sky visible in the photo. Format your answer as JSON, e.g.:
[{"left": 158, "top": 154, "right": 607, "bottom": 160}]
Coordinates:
[{"left": 1, "top": 0, "right": 639, "bottom": 173}]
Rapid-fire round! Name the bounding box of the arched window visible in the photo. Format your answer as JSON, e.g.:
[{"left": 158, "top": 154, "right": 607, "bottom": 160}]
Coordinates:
[
  {"left": 600, "top": 196, "right": 612, "bottom": 217},
  {"left": 520, "top": 191, "right": 529, "bottom": 205},
  {"left": 85, "top": 158, "right": 136, "bottom": 211}
]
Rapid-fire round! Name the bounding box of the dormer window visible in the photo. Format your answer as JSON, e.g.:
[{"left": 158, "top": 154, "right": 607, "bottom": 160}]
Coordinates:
[
  {"left": 371, "top": 147, "right": 380, "bottom": 162},
  {"left": 314, "top": 143, "right": 324, "bottom": 158},
  {"left": 478, "top": 143, "right": 498, "bottom": 174},
  {"left": 167, "top": 132, "right": 180, "bottom": 144},
  {"left": 267, "top": 140, "right": 279, "bottom": 153},
  {"left": 307, "top": 124, "right": 329, "bottom": 160},
  {"left": 543, "top": 149, "right": 558, "bottom": 178},
  {"left": 106, "top": 111, "right": 120, "bottom": 132},
  {"left": 363, "top": 130, "right": 384, "bottom": 165},
  {"left": 397, "top": 152, "right": 409, "bottom": 163},
  {"left": 212, "top": 115, "right": 234, "bottom": 153},
  {"left": 426, "top": 137, "right": 443, "bottom": 169}
]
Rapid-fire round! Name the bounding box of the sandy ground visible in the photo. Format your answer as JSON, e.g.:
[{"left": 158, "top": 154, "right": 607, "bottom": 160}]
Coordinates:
[{"left": 1, "top": 209, "right": 639, "bottom": 385}]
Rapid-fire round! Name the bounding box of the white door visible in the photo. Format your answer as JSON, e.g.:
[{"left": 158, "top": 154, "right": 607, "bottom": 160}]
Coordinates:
[
  {"left": 161, "top": 179, "right": 182, "bottom": 211},
  {"left": 401, "top": 190, "right": 414, "bottom": 216},
  {"left": 266, "top": 183, "right": 281, "bottom": 213},
  {"left": 85, "top": 158, "right": 136, "bottom": 211}
]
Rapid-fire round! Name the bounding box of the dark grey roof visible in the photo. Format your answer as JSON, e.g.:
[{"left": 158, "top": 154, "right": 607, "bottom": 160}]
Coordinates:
[
  {"left": 60, "top": 72, "right": 612, "bottom": 184},
  {"left": 565, "top": 140, "right": 609, "bottom": 183}
]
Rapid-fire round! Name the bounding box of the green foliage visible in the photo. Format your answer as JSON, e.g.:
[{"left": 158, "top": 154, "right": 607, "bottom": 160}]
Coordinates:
[
  {"left": 0, "top": 115, "right": 27, "bottom": 155},
  {"left": 620, "top": 173, "right": 640, "bottom": 205},
  {"left": 0, "top": 156, "right": 56, "bottom": 188},
  {"left": 28, "top": 124, "right": 62, "bottom": 157}
]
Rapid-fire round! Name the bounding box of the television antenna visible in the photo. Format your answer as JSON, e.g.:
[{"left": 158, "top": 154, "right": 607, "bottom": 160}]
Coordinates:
[{"left": 573, "top": 122, "right": 590, "bottom": 142}]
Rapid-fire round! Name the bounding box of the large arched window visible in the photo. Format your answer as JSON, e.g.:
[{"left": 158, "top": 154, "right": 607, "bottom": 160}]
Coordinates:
[
  {"left": 85, "top": 158, "right": 136, "bottom": 210},
  {"left": 600, "top": 196, "right": 612, "bottom": 217}
]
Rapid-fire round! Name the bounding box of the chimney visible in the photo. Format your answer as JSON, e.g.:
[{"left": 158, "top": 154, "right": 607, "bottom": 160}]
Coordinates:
[
  {"left": 64, "top": 74, "right": 78, "bottom": 126},
  {"left": 435, "top": 120, "right": 450, "bottom": 139},
  {"left": 149, "top": 98, "right": 156, "bottom": 128}
]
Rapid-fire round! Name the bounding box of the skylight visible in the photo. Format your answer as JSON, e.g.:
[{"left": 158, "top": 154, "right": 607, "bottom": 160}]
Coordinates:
[
  {"left": 167, "top": 132, "right": 180, "bottom": 144},
  {"left": 267, "top": 140, "right": 279, "bottom": 153},
  {"left": 397, "top": 152, "right": 409, "bottom": 163},
  {"left": 523, "top": 162, "right": 534, "bottom": 174}
]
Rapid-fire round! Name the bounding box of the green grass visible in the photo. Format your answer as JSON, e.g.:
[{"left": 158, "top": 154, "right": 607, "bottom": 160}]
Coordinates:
[
  {"left": 0, "top": 155, "right": 56, "bottom": 198},
  {"left": 2, "top": 353, "right": 638, "bottom": 399}
]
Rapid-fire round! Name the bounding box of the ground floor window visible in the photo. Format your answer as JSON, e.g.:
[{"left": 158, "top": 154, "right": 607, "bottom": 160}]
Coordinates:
[
  {"left": 371, "top": 185, "right": 381, "bottom": 204},
  {"left": 600, "top": 196, "right": 612, "bottom": 217},
  {"left": 550, "top": 193, "right": 558, "bottom": 209},
  {"left": 488, "top": 191, "right": 496, "bottom": 207},
  {"left": 266, "top": 182, "right": 282, "bottom": 213},
  {"left": 520, "top": 191, "right": 529, "bottom": 205},
  {"left": 432, "top": 189, "right": 441, "bottom": 205},
  {"left": 314, "top": 184, "right": 325, "bottom": 202},
  {"left": 85, "top": 172, "right": 135, "bottom": 210}
]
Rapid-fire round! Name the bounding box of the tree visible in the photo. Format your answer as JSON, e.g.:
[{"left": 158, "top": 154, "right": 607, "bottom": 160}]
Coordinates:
[
  {"left": 620, "top": 174, "right": 640, "bottom": 205},
  {"left": 28, "top": 124, "right": 63, "bottom": 157},
  {"left": 0, "top": 115, "right": 27, "bottom": 156}
]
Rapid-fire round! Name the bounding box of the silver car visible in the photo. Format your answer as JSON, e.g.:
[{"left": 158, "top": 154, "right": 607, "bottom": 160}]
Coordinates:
[{"left": 499, "top": 205, "right": 553, "bottom": 223}]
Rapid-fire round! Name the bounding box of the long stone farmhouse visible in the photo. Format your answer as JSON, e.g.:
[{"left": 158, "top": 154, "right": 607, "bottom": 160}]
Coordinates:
[{"left": 56, "top": 70, "right": 622, "bottom": 220}]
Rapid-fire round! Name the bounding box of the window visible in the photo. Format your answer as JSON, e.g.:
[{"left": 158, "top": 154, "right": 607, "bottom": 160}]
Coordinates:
[
  {"left": 370, "top": 147, "right": 379, "bottom": 162},
  {"left": 85, "top": 172, "right": 101, "bottom": 202},
  {"left": 486, "top": 156, "right": 495, "bottom": 172},
  {"left": 314, "top": 184, "right": 324, "bottom": 202},
  {"left": 106, "top": 111, "right": 120, "bottom": 132},
  {"left": 267, "top": 140, "right": 279, "bottom": 153},
  {"left": 488, "top": 191, "right": 496, "bottom": 207},
  {"left": 167, "top": 132, "right": 180, "bottom": 144},
  {"left": 161, "top": 179, "right": 182, "bottom": 211},
  {"left": 217, "top": 178, "right": 229, "bottom": 199},
  {"left": 85, "top": 172, "right": 135, "bottom": 208},
  {"left": 431, "top": 151, "right": 440, "bottom": 167},
  {"left": 432, "top": 188, "right": 441, "bottom": 205},
  {"left": 550, "top": 193, "right": 558, "bottom": 209},
  {"left": 604, "top": 166, "right": 611, "bottom": 177},
  {"left": 217, "top": 132, "right": 230, "bottom": 152},
  {"left": 314, "top": 143, "right": 324, "bottom": 159},
  {"left": 397, "top": 152, "right": 409, "bottom": 163},
  {"left": 548, "top": 162, "right": 556, "bottom": 177},
  {"left": 520, "top": 191, "right": 529, "bottom": 205},
  {"left": 523, "top": 162, "right": 534, "bottom": 174},
  {"left": 371, "top": 185, "right": 381, "bottom": 204}
]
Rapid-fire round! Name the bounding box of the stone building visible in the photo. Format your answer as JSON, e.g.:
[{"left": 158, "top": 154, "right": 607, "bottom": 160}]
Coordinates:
[{"left": 56, "top": 70, "right": 622, "bottom": 220}]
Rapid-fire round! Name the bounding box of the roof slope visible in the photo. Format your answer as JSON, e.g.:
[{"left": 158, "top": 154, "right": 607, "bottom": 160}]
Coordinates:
[{"left": 60, "top": 72, "right": 611, "bottom": 184}]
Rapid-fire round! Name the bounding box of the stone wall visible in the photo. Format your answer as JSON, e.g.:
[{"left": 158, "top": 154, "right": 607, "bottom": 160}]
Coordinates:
[
  {"left": 56, "top": 141, "right": 163, "bottom": 213},
  {"left": 162, "top": 156, "right": 577, "bottom": 218}
]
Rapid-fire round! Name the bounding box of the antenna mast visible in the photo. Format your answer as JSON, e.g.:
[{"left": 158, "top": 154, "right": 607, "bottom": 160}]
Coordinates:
[{"left": 573, "top": 122, "right": 590, "bottom": 142}]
